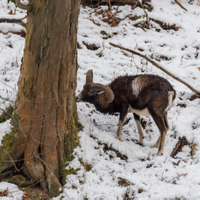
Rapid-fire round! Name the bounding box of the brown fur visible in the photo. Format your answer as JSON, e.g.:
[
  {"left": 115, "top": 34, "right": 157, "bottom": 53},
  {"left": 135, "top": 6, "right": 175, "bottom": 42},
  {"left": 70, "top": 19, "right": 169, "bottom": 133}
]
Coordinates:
[{"left": 76, "top": 70, "right": 176, "bottom": 156}]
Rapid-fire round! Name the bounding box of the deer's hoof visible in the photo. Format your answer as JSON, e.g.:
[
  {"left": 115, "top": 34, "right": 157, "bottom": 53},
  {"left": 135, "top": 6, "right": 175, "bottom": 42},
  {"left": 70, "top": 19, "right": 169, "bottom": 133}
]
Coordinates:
[{"left": 115, "top": 136, "right": 121, "bottom": 140}]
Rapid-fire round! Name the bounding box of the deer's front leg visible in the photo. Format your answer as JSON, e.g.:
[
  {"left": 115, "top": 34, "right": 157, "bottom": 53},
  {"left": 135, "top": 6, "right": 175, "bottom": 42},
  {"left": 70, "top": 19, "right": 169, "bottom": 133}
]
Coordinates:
[
  {"left": 115, "top": 105, "right": 128, "bottom": 140},
  {"left": 133, "top": 113, "right": 145, "bottom": 145}
]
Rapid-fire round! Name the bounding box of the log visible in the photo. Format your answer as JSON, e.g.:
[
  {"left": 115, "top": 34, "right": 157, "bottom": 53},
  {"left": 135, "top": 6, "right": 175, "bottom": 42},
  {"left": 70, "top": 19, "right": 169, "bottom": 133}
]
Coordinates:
[{"left": 81, "top": 0, "right": 151, "bottom": 6}]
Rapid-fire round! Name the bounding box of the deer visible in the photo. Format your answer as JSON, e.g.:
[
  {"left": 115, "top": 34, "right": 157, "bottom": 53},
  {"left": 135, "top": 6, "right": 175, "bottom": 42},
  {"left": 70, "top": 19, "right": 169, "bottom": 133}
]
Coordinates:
[{"left": 76, "top": 69, "right": 176, "bottom": 156}]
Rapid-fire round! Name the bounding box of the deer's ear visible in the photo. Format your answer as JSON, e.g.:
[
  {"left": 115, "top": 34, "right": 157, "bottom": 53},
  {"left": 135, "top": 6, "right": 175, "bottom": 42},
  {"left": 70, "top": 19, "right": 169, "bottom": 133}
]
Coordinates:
[{"left": 86, "top": 69, "right": 93, "bottom": 84}]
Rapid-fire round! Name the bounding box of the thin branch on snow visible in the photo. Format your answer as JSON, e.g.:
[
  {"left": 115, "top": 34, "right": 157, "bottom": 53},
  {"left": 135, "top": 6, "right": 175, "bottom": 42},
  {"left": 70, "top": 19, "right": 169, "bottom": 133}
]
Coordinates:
[
  {"left": 109, "top": 42, "right": 200, "bottom": 95},
  {"left": 174, "top": 0, "right": 187, "bottom": 11},
  {"left": 0, "top": 16, "right": 27, "bottom": 28},
  {"left": 138, "top": 1, "right": 149, "bottom": 23}
]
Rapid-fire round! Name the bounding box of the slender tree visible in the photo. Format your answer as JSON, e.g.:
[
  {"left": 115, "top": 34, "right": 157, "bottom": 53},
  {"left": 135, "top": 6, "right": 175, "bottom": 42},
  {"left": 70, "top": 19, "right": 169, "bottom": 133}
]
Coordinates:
[{"left": 0, "top": 0, "right": 80, "bottom": 197}]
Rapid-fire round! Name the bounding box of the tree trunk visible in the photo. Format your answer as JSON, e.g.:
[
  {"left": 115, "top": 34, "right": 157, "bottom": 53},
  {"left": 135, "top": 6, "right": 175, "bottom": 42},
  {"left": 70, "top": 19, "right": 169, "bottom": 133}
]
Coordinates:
[{"left": 0, "top": 0, "right": 80, "bottom": 197}]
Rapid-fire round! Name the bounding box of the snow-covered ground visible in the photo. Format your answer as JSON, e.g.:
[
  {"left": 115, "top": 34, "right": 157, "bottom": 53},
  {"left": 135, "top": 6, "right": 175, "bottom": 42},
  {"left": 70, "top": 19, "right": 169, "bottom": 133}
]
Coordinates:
[{"left": 1, "top": 0, "right": 200, "bottom": 199}]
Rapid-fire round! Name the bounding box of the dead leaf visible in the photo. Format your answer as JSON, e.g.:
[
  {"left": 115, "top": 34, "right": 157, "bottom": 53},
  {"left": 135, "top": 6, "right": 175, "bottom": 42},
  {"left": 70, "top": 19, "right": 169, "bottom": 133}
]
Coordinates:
[
  {"left": 85, "top": 103, "right": 90, "bottom": 108},
  {"left": 118, "top": 177, "right": 131, "bottom": 187},
  {"left": 189, "top": 94, "right": 200, "bottom": 101},
  {"left": 107, "top": 11, "right": 113, "bottom": 18},
  {"left": 22, "top": 191, "right": 30, "bottom": 200},
  {"left": 177, "top": 103, "right": 186, "bottom": 108},
  {"left": 174, "top": 26, "right": 180, "bottom": 31},
  {"left": 171, "top": 136, "right": 190, "bottom": 158},
  {"left": 0, "top": 188, "right": 9, "bottom": 197},
  {"left": 138, "top": 189, "right": 145, "bottom": 193}
]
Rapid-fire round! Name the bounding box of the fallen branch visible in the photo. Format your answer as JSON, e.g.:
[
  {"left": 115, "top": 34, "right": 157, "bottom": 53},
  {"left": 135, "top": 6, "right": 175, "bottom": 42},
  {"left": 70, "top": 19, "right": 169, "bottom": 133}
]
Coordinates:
[
  {"left": 109, "top": 42, "right": 200, "bottom": 95},
  {"left": 82, "top": 0, "right": 151, "bottom": 6},
  {"left": 174, "top": 0, "right": 187, "bottom": 11},
  {"left": 0, "top": 18, "right": 26, "bottom": 37},
  {"left": 0, "top": 31, "right": 25, "bottom": 38},
  {"left": 0, "top": 16, "right": 26, "bottom": 28}
]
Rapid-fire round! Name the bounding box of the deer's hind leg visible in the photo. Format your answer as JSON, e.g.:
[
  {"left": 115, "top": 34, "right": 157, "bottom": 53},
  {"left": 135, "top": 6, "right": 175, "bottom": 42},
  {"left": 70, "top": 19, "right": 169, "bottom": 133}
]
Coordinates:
[{"left": 151, "top": 112, "right": 169, "bottom": 156}]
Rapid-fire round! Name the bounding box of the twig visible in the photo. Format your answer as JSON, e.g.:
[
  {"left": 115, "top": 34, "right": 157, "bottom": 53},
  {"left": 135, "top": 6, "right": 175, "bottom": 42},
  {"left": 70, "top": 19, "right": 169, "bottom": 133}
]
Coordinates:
[
  {"left": 7, "top": 154, "right": 19, "bottom": 172},
  {"left": 138, "top": 0, "right": 149, "bottom": 23},
  {"left": 174, "top": 0, "right": 187, "bottom": 11},
  {"left": 0, "top": 80, "right": 17, "bottom": 91},
  {"left": 166, "top": 173, "right": 187, "bottom": 183},
  {"left": 109, "top": 42, "right": 200, "bottom": 95},
  {"left": 95, "top": 0, "right": 112, "bottom": 10}
]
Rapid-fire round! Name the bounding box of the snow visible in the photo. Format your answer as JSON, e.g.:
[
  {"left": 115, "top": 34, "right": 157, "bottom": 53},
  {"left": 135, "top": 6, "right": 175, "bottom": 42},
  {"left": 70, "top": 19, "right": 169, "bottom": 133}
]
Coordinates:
[
  {"left": 0, "top": 0, "right": 200, "bottom": 199},
  {"left": 0, "top": 182, "right": 23, "bottom": 200},
  {"left": 0, "top": 119, "right": 11, "bottom": 145}
]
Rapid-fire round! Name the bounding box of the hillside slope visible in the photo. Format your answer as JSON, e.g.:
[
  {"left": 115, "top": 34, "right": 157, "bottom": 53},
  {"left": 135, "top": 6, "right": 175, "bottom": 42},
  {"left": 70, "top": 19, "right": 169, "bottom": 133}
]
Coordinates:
[{"left": 0, "top": 0, "right": 200, "bottom": 199}]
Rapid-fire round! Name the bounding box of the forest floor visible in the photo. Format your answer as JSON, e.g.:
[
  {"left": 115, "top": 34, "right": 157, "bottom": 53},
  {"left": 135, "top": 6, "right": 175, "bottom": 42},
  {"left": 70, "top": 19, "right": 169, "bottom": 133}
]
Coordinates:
[{"left": 0, "top": 0, "right": 200, "bottom": 199}]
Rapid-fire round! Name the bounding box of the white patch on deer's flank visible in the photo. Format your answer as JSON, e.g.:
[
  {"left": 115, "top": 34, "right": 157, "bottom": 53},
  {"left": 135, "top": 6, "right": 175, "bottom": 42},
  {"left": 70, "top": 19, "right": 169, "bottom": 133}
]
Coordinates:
[
  {"left": 128, "top": 105, "right": 150, "bottom": 116},
  {"left": 165, "top": 91, "right": 175, "bottom": 112},
  {"left": 131, "top": 77, "right": 142, "bottom": 97}
]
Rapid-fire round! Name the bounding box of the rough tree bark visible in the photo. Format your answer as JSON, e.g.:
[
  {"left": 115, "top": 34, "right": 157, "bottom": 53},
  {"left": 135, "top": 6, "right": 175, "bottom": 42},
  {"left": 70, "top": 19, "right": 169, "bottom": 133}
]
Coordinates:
[{"left": 0, "top": 0, "right": 80, "bottom": 197}]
